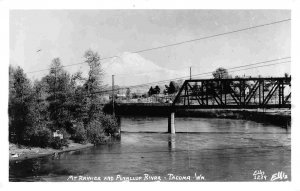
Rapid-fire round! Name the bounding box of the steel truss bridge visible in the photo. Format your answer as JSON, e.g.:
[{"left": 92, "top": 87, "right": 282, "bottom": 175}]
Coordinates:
[{"left": 172, "top": 77, "right": 291, "bottom": 109}]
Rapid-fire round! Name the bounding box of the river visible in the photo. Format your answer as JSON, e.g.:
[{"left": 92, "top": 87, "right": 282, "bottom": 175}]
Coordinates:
[{"left": 9, "top": 117, "right": 291, "bottom": 182}]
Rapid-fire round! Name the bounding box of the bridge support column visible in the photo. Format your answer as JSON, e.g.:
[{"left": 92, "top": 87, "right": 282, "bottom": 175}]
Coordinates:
[{"left": 168, "top": 112, "right": 176, "bottom": 134}]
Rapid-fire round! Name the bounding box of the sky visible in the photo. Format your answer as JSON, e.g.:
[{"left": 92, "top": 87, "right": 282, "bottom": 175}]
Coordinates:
[{"left": 10, "top": 10, "right": 291, "bottom": 87}]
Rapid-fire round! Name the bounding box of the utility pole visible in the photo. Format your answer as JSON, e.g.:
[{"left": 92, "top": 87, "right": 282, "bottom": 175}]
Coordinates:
[
  {"left": 112, "top": 75, "right": 115, "bottom": 116},
  {"left": 190, "top": 67, "right": 192, "bottom": 80},
  {"left": 54, "top": 67, "right": 57, "bottom": 124}
]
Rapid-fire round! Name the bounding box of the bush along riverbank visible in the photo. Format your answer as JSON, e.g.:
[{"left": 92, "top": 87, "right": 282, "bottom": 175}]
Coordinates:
[
  {"left": 9, "top": 50, "right": 120, "bottom": 161},
  {"left": 9, "top": 115, "right": 121, "bottom": 162}
]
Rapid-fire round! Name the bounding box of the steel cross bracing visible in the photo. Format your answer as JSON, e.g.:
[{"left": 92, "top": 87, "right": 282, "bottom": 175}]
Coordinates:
[{"left": 172, "top": 77, "right": 291, "bottom": 109}]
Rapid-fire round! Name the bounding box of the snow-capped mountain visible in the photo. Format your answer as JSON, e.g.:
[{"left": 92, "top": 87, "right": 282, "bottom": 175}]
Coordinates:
[{"left": 102, "top": 52, "right": 186, "bottom": 87}]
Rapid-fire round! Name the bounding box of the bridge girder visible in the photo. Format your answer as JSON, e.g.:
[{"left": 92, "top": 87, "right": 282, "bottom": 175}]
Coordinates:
[{"left": 172, "top": 77, "right": 291, "bottom": 109}]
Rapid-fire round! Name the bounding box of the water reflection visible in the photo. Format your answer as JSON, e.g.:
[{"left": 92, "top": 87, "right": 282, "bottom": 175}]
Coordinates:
[{"left": 168, "top": 135, "right": 176, "bottom": 151}]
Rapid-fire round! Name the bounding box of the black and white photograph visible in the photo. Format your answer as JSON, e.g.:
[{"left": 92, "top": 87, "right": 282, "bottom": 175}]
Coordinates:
[{"left": 1, "top": 0, "right": 300, "bottom": 189}]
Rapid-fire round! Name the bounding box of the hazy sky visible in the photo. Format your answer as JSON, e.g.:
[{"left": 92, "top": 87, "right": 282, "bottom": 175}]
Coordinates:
[{"left": 10, "top": 10, "right": 290, "bottom": 86}]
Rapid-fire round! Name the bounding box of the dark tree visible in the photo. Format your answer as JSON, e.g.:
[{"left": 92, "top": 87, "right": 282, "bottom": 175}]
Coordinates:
[
  {"left": 284, "top": 73, "right": 290, "bottom": 78},
  {"left": 82, "top": 50, "right": 104, "bottom": 123},
  {"left": 148, "top": 86, "right": 154, "bottom": 96},
  {"left": 43, "top": 58, "right": 73, "bottom": 131},
  {"left": 154, "top": 85, "right": 160, "bottom": 94},
  {"left": 167, "top": 81, "right": 178, "bottom": 94},
  {"left": 212, "top": 67, "right": 230, "bottom": 79},
  {"left": 9, "top": 66, "right": 34, "bottom": 143}
]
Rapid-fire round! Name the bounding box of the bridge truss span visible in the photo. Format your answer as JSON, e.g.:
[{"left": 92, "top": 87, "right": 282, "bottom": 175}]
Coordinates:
[{"left": 172, "top": 77, "right": 291, "bottom": 109}]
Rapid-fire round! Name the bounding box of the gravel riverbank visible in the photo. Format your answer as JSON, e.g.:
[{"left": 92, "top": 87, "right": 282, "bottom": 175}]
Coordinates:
[{"left": 9, "top": 141, "right": 94, "bottom": 162}]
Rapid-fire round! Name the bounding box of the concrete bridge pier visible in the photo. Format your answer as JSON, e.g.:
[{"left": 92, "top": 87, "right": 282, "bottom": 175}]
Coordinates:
[{"left": 168, "top": 112, "right": 176, "bottom": 134}]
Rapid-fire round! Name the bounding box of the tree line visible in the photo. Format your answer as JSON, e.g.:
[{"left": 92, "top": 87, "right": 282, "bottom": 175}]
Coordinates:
[
  {"left": 9, "top": 50, "right": 119, "bottom": 149},
  {"left": 147, "top": 68, "right": 230, "bottom": 97},
  {"left": 148, "top": 81, "right": 180, "bottom": 96}
]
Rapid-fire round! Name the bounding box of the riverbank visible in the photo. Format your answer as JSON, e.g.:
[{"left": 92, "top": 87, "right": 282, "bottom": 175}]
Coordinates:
[
  {"left": 110, "top": 103, "right": 291, "bottom": 128},
  {"left": 9, "top": 141, "right": 94, "bottom": 162},
  {"left": 176, "top": 109, "right": 291, "bottom": 128}
]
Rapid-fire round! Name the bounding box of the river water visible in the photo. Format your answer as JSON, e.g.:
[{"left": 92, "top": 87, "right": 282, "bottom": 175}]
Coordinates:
[{"left": 9, "top": 117, "right": 291, "bottom": 182}]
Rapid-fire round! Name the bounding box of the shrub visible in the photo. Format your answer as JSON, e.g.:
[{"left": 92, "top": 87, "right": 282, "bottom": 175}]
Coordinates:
[
  {"left": 71, "top": 121, "right": 87, "bottom": 143},
  {"left": 85, "top": 114, "right": 120, "bottom": 145},
  {"left": 25, "top": 125, "right": 53, "bottom": 148},
  {"left": 86, "top": 119, "right": 105, "bottom": 145},
  {"left": 50, "top": 137, "right": 68, "bottom": 149},
  {"left": 24, "top": 124, "right": 69, "bottom": 149},
  {"left": 100, "top": 115, "right": 119, "bottom": 136}
]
